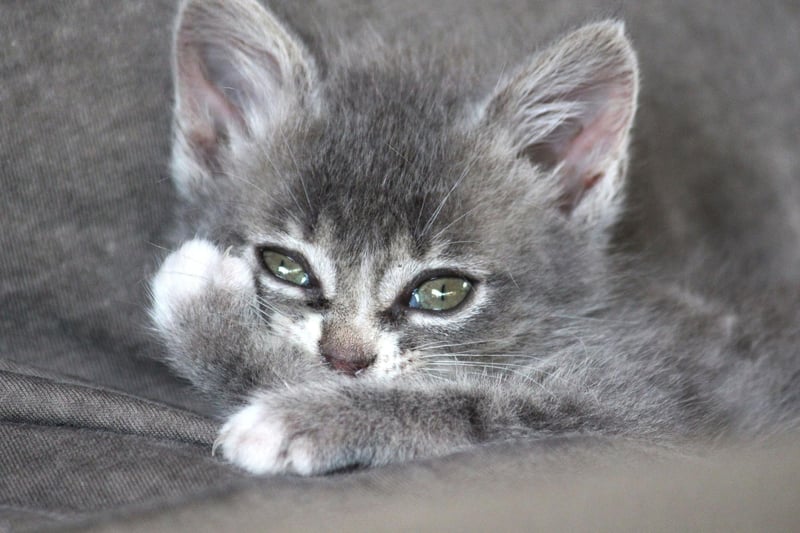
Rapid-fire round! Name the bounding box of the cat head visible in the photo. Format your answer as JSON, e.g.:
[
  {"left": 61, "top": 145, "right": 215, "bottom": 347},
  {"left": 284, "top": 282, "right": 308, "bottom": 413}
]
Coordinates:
[{"left": 170, "top": 0, "right": 638, "bottom": 380}]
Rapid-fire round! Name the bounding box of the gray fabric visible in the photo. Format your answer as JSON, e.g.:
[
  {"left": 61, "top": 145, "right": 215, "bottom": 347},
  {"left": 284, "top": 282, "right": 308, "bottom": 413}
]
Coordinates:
[
  {"left": 0, "top": 2, "right": 243, "bottom": 529},
  {"left": 0, "top": 423, "right": 240, "bottom": 531},
  {"left": 0, "top": 0, "right": 215, "bottom": 413},
  {"left": 70, "top": 442, "right": 800, "bottom": 533},
  {"left": 1, "top": 0, "right": 799, "bottom": 531},
  {"left": 0, "top": 360, "right": 215, "bottom": 446},
  {"left": 0, "top": 363, "right": 233, "bottom": 532}
]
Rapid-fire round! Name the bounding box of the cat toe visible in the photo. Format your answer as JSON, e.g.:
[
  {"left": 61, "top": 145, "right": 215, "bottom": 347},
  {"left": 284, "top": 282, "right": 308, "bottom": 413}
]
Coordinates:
[
  {"left": 153, "top": 239, "right": 221, "bottom": 298},
  {"left": 150, "top": 239, "right": 252, "bottom": 328},
  {"left": 217, "top": 401, "right": 316, "bottom": 476}
]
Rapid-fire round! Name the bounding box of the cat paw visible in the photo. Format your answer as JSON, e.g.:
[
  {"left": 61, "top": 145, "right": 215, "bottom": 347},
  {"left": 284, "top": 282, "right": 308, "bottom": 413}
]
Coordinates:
[
  {"left": 150, "top": 239, "right": 252, "bottom": 329},
  {"left": 216, "top": 399, "right": 317, "bottom": 476}
]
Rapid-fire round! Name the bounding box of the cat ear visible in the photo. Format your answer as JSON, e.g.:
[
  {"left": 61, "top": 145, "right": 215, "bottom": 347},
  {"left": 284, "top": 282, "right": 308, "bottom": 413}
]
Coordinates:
[
  {"left": 484, "top": 21, "right": 638, "bottom": 229},
  {"left": 171, "top": 0, "right": 317, "bottom": 195}
]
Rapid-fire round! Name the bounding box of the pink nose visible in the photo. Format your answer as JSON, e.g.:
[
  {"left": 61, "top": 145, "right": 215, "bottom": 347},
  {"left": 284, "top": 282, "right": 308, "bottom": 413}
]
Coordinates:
[
  {"left": 322, "top": 353, "right": 374, "bottom": 376},
  {"left": 319, "top": 342, "right": 375, "bottom": 376}
]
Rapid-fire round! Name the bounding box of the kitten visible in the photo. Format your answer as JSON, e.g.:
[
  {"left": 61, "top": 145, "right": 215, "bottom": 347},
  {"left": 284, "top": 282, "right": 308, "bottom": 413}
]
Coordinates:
[{"left": 150, "top": 0, "right": 800, "bottom": 475}]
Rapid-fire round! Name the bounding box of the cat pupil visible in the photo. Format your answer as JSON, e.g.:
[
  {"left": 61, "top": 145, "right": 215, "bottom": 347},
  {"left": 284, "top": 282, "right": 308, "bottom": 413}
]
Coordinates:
[{"left": 439, "top": 284, "right": 447, "bottom": 301}]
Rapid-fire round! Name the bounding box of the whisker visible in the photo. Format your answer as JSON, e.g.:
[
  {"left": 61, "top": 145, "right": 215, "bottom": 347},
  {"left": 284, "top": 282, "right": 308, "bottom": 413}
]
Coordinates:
[
  {"left": 420, "top": 154, "right": 477, "bottom": 237},
  {"left": 147, "top": 241, "right": 178, "bottom": 254},
  {"left": 430, "top": 203, "right": 483, "bottom": 241},
  {"left": 280, "top": 132, "right": 313, "bottom": 212},
  {"left": 257, "top": 143, "right": 307, "bottom": 215},
  {"left": 549, "top": 313, "right": 637, "bottom": 326},
  {"left": 416, "top": 370, "right": 452, "bottom": 384},
  {"left": 424, "top": 360, "right": 563, "bottom": 393},
  {"left": 413, "top": 188, "right": 430, "bottom": 236},
  {"left": 444, "top": 240, "right": 483, "bottom": 246},
  {"left": 219, "top": 169, "right": 270, "bottom": 198},
  {"left": 414, "top": 335, "right": 527, "bottom": 351},
  {"left": 425, "top": 360, "right": 537, "bottom": 372},
  {"left": 417, "top": 353, "right": 547, "bottom": 362}
]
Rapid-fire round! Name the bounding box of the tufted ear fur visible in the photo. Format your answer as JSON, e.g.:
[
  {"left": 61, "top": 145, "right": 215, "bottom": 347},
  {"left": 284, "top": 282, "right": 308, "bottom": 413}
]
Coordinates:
[
  {"left": 171, "top": 0, "right": 317, "bottom": 198},
  {"left": 484, "top": 21, "right": 639, "bottom": 233}
]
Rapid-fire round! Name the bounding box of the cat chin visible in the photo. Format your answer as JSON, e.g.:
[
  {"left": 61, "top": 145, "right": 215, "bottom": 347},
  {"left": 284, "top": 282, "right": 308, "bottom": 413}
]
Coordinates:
[{"left": 150, "top": 239, "right": 253, "bottom": 330}]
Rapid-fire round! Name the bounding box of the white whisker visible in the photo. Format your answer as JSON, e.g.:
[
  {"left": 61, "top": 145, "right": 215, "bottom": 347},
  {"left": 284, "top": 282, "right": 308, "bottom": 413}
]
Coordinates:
[
  {"left": 280, "top": 132, "right": 313, "bottom": 212},
  {"left": 421, "top": 154, "right": 478, "bottom": 237}
]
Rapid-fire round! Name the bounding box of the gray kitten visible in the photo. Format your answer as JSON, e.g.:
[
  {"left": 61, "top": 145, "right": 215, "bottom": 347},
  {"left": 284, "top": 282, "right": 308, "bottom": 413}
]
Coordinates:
[{"left": 150, "top": 0, "right": 800, "bottom": 475}]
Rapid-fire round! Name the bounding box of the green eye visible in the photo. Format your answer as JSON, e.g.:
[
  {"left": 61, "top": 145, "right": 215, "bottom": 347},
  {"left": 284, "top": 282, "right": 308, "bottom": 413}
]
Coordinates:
[
  {"left": 261, "top": 249, "right": 311, "bottom": 287},
  {"left": 408, "top": 277, "right": 472, "bottom": 312}
]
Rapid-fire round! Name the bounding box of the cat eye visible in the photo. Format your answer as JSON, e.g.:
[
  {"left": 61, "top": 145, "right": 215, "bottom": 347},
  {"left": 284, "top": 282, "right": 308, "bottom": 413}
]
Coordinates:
[
  {"left": 260, "top": 249, "right": 312, "bottom": 287},
  {"left": 408, "top": 276, "right": 472, "bottom": 312}
]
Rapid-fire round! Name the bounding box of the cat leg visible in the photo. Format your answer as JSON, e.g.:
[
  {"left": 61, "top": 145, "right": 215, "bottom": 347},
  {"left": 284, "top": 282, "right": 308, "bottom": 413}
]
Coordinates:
[
  {"left": 150, "top": 239, "right": 312, "bottom": 403},
  {"left": 215, "top": 379, "right": 599, "bottom": 475}
]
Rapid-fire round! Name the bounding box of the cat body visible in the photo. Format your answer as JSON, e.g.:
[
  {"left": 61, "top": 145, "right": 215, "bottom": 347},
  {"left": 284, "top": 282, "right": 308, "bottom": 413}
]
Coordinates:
[{"left": 150, "top": 0, "right": 800, "bottom": 475}]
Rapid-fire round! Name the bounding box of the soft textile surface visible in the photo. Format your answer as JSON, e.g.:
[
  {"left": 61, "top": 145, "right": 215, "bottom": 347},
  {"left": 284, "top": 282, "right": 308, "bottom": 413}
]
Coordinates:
[
  {"left": 69, "top": 442, "right": 800, "bottom": 533},
  {"left": 1, "top": 1, "right": 798, "bottom": 531}
]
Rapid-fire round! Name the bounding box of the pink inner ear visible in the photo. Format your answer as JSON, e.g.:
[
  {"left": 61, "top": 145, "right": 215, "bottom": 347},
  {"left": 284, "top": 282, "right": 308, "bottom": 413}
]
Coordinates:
[
  {"left": 553, "top": 90, "right": 632, "bottom": 213},
  {"left": 558, "top": 172, "right": 603, "bottom": 214},
  {"left": 178, "top": 42, "right": 247, "bottom": 159}
]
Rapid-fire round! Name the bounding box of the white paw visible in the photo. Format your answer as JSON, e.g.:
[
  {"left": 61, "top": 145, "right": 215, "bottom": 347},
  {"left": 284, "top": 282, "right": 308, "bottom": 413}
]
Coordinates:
[
  {"left": 215, "top": 399, "right": 316, "bottom": 476},
  {"left": 150, "top": 239, "right": 252, "bottom": 329}
]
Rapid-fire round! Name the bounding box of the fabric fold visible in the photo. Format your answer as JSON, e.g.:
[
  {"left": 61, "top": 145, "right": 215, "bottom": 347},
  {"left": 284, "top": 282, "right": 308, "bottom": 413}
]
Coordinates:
[{"left": 0, "top": 365, "right": 217, "bottom": 447}]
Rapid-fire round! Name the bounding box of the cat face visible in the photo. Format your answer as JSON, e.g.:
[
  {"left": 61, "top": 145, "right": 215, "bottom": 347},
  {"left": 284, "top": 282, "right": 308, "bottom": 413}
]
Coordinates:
[
  {"left": 169, "top": 0, "right": 638, "bottom": 381},
  {"left": 192, "top": 111, "right": 544, "bottom": 380}
]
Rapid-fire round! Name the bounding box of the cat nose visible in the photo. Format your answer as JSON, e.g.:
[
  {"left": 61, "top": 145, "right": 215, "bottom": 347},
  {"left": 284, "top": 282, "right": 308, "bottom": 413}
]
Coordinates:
[
  {"left": 323, "top": 353, "right": 374, "bottom": 376},
  {"left": 319, "top": 342, "right": 376, "bottom": 377}
]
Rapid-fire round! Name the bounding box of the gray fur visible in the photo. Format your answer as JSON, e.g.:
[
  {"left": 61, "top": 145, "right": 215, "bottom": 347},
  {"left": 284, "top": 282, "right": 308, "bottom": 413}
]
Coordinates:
[{"left": 150, "top": 0, "right": 800, "bottom": 475}]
